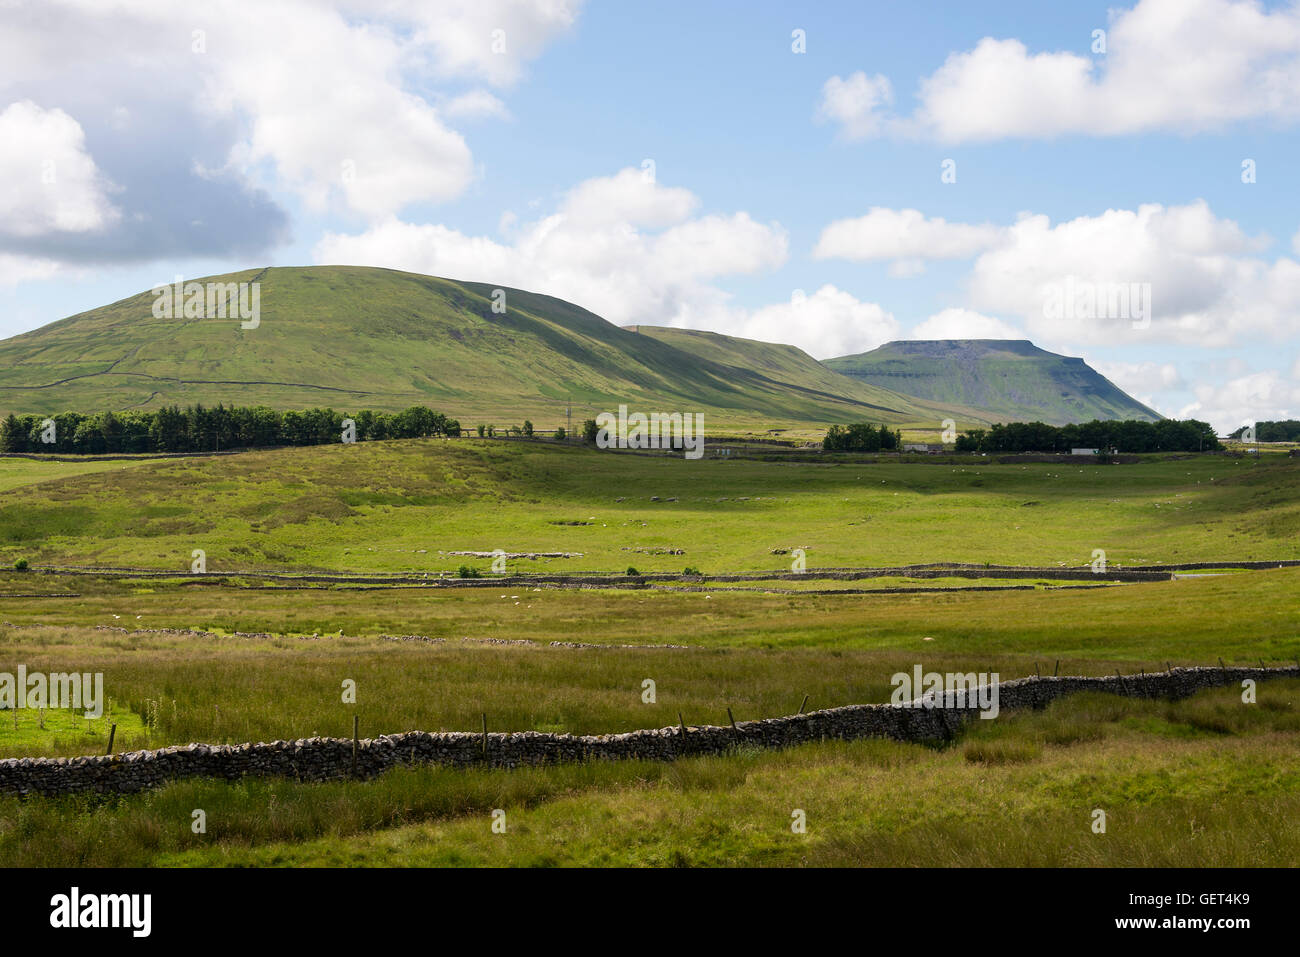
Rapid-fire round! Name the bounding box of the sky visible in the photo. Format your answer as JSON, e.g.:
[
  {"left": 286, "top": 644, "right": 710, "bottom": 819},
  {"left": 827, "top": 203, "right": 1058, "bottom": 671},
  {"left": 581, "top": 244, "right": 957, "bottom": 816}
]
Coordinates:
[{"left": 1, "top": 0, "right": 1298, "bottom": 432}]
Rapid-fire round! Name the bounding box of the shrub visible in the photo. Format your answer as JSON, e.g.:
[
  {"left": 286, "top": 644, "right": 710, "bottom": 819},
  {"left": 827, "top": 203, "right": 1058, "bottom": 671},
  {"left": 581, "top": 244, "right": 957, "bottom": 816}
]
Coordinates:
[
  {"left": 626, "top": 566, "right": 640, "bottom": 576},
  {"left": 683, "top": 566, "right": 701, "bottom": 576},
  {"left": 554, "top": 427, "right": 567, "bottom": 442},
  {"left": 13, "top": 558, "right": 29, "bottom": 572},
  {"left": 456, "top": 564, "right": 481, "bottom": 579}
]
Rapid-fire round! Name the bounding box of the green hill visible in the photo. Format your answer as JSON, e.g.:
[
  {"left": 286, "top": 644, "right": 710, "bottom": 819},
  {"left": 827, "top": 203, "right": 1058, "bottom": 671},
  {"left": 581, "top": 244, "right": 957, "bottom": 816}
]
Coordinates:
[
  {"left": 0, "top": 266, "right": 985, "bottom": 432},
  {"left": 824, "top": 339, "right": 1162, "bottom": 426},
  {"left": 622, "top": 325, "right": 995, "bottom": 428}
]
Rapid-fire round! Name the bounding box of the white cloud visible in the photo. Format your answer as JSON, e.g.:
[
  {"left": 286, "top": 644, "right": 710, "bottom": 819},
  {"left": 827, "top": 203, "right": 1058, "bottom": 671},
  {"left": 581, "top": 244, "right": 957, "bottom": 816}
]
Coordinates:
[
  {"left": 203, "top": 2, "right": 477, "bottom": 220},
  {"left": 0, "top": 253, "right": 67, "bottom": 288},
  {"left": 1186, "top": 369, "right": 1300, "bottom": 432},
  {"left": 963, "top": 200, "right": 1294, "bottom": 347},
  {"left": 315, "top": 167, "right": 788, "bottom": 330},
  {"left": 559, "top": 167, "right": 698, "bottom": 228},
  {"left": 1093, "top": 360, "right": 1185, "bottom": 397},
  {"left": 814, "top": 208, "right": 1003, "bottom": 265},
  {"left": 911, "top": 308, "right": 1024, "bottom": 340},
  {"left": 821, "top": 0, "right": 1300, "bottom": 142},
  {"left": 809, "top": 199, "right": 1295, "bottom": 350},
  {"left": 373, "top": 0, "right": 585, "bottom": 87},
  {"left": 1, "top": 1, "right": 584, "bottom": 224},
  {"left": 442, "top": 89, "right": 511, "bottom": 120},
  {"left": 0, "top": 101, "right": 117, "bottom": 237},
  {"left": 736, "top": 286, "right": 901, "bottom": 359},
  {"left": 815, "top": 72, "right": 893, "bottom": 139}
]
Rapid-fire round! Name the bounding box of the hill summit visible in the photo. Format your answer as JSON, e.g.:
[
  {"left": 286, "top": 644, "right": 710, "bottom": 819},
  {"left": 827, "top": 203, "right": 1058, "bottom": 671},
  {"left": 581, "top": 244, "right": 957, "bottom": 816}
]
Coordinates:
[
  {"left": 823, "top": 339, "right": 1161, "bottom": 426},
  {"left": 0, "top": 266, "right": 987, "bottom": 431}
]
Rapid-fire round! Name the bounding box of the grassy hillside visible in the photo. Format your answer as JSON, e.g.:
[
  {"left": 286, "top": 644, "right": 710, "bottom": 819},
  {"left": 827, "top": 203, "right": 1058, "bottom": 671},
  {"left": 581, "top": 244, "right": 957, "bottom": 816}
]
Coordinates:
[
  {"left": 825, "top": 339, "right": 1162, "bottom": 426},
  {"left": 0, "top": 266, "right": 978, "bottom": 432},
  {"left": 628, "top": 325, "right": 995, "bottom": 430}
]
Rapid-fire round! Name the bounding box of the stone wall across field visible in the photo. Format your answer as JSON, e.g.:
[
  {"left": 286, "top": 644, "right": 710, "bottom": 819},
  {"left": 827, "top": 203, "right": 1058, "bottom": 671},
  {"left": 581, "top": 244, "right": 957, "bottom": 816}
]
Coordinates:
[{"left": 1, "top": 665, "right": 1295, "bottom": 798}]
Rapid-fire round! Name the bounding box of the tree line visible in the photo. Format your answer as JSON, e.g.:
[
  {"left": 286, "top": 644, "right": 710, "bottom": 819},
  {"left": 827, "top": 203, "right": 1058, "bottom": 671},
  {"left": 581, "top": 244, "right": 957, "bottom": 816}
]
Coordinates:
[
  {"left": 822, "top": 423, "right": 903, "bottom": 452},
  {"left": 1229, "top": 420, "right": 1300, "bottom": 442},
  {"left": 0, "top": 404, "right": 461, "bottom": 454},
  {"left": 954, "top": 419, "right": 1220, "bottom": 454}
]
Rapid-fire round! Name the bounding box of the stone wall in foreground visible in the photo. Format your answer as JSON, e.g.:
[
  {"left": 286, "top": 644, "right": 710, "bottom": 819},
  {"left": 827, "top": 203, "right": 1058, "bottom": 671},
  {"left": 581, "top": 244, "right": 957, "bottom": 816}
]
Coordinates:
[{"left": 1, "top": 665, "right": 1295, "bottom": 797}]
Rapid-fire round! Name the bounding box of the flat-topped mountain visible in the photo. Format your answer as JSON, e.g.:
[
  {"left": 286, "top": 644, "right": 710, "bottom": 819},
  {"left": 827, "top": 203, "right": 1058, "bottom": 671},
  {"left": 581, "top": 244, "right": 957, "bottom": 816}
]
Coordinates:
[{"left": 824, "top": 339, "right": 1161, "bottom": 426}]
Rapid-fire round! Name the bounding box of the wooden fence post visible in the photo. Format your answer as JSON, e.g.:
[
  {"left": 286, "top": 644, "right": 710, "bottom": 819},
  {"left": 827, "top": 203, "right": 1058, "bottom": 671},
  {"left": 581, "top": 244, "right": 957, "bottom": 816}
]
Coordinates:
[
  {"left": 352, "top": 715, "right": 359, "bottom": 778},
  {"left": 106, "top": 723, "right": 116, "bottom": 756},
  {"left": 798, "top": 695, "right": 809, "bottom": 715}
]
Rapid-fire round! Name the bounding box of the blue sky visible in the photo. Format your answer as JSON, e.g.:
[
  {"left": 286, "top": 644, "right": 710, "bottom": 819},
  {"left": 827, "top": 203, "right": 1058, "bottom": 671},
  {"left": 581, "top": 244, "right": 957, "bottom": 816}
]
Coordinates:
[{"left": 2, "top": 0, "right": 1298, "bottom": 431}]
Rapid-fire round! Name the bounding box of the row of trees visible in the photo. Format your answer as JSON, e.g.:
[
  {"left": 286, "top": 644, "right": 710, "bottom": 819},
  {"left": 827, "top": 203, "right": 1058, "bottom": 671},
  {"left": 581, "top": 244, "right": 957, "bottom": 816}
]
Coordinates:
[
  {"left": 954, "top": 419, "right": 1220, "bottom": 454},
  {"left": 475, "top": 421, "right": 534, "bottom": 437},
  {"left": 823, "top": 423, "right": 903, "bottom": 452},
  {"left": 1230, "top": 420, "right": 1300, "bottom": 442},
  {"left": 0, "top": 404, "right": 461, "bottom": 454}
]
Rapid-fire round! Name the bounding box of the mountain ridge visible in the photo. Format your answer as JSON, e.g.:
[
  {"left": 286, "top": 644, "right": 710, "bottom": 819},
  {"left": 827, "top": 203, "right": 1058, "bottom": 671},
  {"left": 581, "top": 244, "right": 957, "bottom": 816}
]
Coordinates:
[
  {"left": 824, "top": 339, "right": 1161, "bottom": 427},
  {"left": 0, "top": 266, "right": 987, "bottom": 431}
]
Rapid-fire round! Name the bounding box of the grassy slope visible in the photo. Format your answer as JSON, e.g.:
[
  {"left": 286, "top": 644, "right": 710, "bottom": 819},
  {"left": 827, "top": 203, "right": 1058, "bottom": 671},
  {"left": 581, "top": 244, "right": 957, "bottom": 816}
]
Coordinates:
[
  {"left": 1, "top": 438, "right": 1296, "bottom": 574},
  {"left": 826, "top": 339, "right": 1163, "bottom": 426},
  {"left": 627, "top": 325, "right": 995, "bottom": 429},
  {"left": 0, "top": 266, "right": 974, "bottom": 431}
]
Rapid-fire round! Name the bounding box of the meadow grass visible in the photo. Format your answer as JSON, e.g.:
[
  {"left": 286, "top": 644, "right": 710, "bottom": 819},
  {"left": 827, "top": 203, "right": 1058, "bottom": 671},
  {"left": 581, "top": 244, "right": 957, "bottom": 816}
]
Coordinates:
[
  {"left": 3, "top": 563, "right": 1296, "bottom": 660},
  {"left": 0, "top": 560, "right": 1296, "bottom": 761},
  {"left": 0, "top": 439, "right": 1297, "bottom": 575},
  {"left": 1, "top": 438, "right": 1296, "bottom": 867},
  {"left": 1, "top": 682, "right": 1295, "bottom": 867}
]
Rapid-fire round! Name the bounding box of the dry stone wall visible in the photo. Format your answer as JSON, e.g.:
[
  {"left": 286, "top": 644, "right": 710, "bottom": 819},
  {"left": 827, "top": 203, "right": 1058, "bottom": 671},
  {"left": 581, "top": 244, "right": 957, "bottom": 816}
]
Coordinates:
[{"left": 1, "top": 665, "right": 1295, "bottom": 798}]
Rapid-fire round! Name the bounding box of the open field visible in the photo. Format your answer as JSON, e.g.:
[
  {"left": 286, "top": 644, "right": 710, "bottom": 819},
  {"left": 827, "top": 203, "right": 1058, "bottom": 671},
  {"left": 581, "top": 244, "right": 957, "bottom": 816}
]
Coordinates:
[
  {"left": 1, "top": 439, "right": 1297, "bottom": 575},
  {"left": 3, "top": 564, "right": 1298, "bottom": 761},
  {"left": 3, "top": 682, "right": 1298, "bottom": 867},
  {"left": 1, "top": 438, "right": 1296, "bottom": 867}
]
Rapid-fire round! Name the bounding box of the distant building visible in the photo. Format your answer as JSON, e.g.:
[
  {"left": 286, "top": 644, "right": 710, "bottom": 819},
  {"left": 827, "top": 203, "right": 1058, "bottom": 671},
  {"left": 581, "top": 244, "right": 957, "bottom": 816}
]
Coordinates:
[
  {"left": 903, "top": 443, "right": 944, "bottom": 453},
  {"left": 1070, "top": 448, "right": 1101, "bottom": 456}
]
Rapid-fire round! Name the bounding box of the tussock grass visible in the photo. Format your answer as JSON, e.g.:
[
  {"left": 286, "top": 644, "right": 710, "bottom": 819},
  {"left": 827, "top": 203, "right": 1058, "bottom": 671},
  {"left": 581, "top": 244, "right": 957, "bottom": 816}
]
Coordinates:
[{"left": 2, "top": 681, "right": 1297, "bottom": 867}]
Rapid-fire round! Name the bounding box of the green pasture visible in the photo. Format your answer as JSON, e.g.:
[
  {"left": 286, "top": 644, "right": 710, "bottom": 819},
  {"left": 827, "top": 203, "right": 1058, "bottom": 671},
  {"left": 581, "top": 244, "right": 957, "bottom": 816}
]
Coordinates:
[{"left": 1, "top": 439, "right": 1297, "bottom": 575}]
